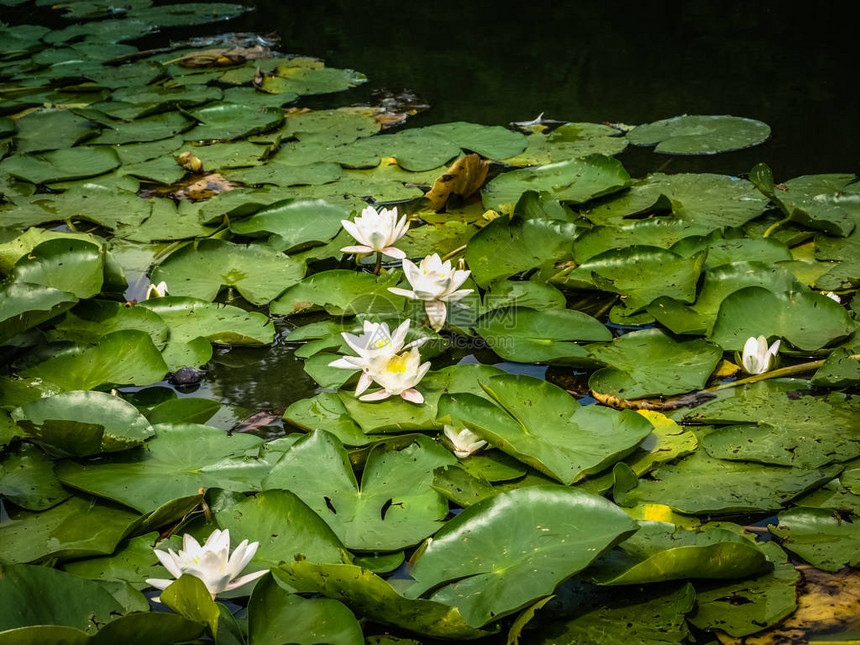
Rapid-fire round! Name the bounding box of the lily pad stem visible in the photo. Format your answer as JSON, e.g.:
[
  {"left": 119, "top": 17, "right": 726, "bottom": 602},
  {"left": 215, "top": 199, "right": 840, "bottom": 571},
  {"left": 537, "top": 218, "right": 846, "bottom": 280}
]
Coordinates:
[
  {"left": 762, "top": 216, "right": 790, "bottom": 238},
  {"left": 374, "top": 252, "right": 382, "bottom": 275},
  {"left": 441, "top": 244, "right": 468, "bottom": 262}
]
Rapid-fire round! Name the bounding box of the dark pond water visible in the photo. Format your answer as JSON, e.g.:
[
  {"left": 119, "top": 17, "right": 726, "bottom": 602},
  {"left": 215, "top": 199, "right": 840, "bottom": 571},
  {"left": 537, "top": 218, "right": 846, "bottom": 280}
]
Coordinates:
[{"left": 234, "top": 0, "right": 860, "bottom": 180}]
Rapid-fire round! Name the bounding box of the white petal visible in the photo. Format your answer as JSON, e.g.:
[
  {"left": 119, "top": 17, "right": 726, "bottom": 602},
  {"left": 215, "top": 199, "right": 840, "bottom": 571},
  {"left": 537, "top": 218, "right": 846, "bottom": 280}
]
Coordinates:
[
  {"left": 224, "top": 568, "right": 269, "bottom": 592},
  {"left": 329, "top": 357, "right": 359, "bottom": 370},
  {"left": 381, "top": 246, "right": 406, "bottom": 259},
  {"left": 341, "top": 219, "right": 365, "bottom": 245},
  {"left": 400, "top": 388, "right": 424, "bottom": 404},
  {"left": 359, "top": 390, "right": 392, "bottom": 402},
  {"left": 154, "top": 549, "right": 183, "bottom": 579},
  {"left": 388, "top": 287, "right": 417, "bottom": 299},
  {"left": 145, "top": 578, "right": 174, "bottom": 591},
  {"left": 340, "top": 245, "right": 373, "bottom": 254},
  {"left": 355, "top": 371, "right": 374, "bottom": 396},
  {"left": 425, "top": 300, "right": 447, "bottom": 331}
]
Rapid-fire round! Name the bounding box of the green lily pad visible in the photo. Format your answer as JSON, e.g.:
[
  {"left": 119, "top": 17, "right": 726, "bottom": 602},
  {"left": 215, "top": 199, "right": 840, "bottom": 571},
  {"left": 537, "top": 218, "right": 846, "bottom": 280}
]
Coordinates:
[
  {"left": 557, "top": 246, "right": 707, "bottom": 313},
  {"left": 0, "top": 147, "right": 120, "bottom": 184},
  {"left": 62, "top": 532, "right": 166, "bottom": 590},
  {"left": 439, "top": 374, "right": 653, "bottom": 485},
  {"left": 504, "top": 122, "right": 628, "bottom": 165},
  {"left": 709, "top": 287, "right": 853, "bottom": 351},
  {"left": 215, "top": 489, "right": 346, "bottom": 568},
  {"left": 584, "top": 521, "right": 769, "bottom": 585},
  {"left": 482, "top": 155, "right": 630, "bottom": 211},
  {"left": 588, "top": 329, "right": 723, "bottom": 399},
  {"left": 0, "top": 442, "right": 71, "bottom": 510},
  {"left": 14, "top": 109, "right": 100, "bottom": 154},
  {"left": 91, "top": 112, "right": 192, "bottom": 145},
  {"left": 688, "top": 540, "right": 799, "bottom": 637},
  {"left": 397, "top": 221, "right": 479, "bottom": 260},
  {"left": 270, "top": 269, "right": 403, "bottom": 316},
  {"left": 12, "top": 390, "right": 154, "bottom": 457},
  {"left": 0, "top": 563, "right": 126, "bottom": 632},
  {"left": 406, "top": 486, "right": 637, "bottom": 627},
  {"left": 574, "top": 218, "right": 715, "bottom": 263},
  {"left": 529, "top": 582, "right": 696, "bottom": 645},
  {"left": 0, "top": 282, "right": 78, "bottom": 344},
  {"left": 474, "top": 307, "right": 610, "bottom": 363},
  {"left": 628, "top": 115, "right": 770, "bottom": 154},
  {"left": 416, "top": 122, "right": 527, "bottom": 159},
  {"left": 815, "top": 228, "right": 860, "bottom": 290},
  {"left": 187, "top": 103, "right": 284, "bottom": 141},
  {"left": 151, "top": 239, "right": 305, "bottom": 305},
  {"left": 768, "top": 507, "right": 860, "bottom": 572},
  {"left": 614, "top": 450, "right": 842, "bottom": 514},
  {"left": 260, "top": 63, "right": 366, "bottom": 96},
  {"left": 585, "top": 173, "right": 769, "bottom": 230},
  {"left": 264, "top": 431, "right": 455, "bottom": 551},
  {"left": 0, "top": 495, "right": 140, "bottom": 564},
  {"left": 465, "top": 214, "right": 577, "bottom": 286},
  {"left": 248, "top": 574, "right": 364, "bottom": 645},
  {"left": 273, "top": 562, "right": 492, "bottom": 640},
  {"left": 229, "top": 197, "right": 349, "bottom": 252},
  {"left": 11, "top": 239, "right": 105, "bottom": 299},
  {"left": 55, "top": 423, "right": 267, "bottom": 512},
  {"left": 765, "top": 172, "right": 860, "bottom": 237},
  {"left": 481, "top": 279, "right": 566, "bottom": 311},
  {"left": 21, "top": 330, "right": 168, "bottom": 391},
  {"left": 648, "top": 262, "right": 806, "bottom": 335},
  {"left": 338, "top": 364, "right": 504, "bottom": 434}
]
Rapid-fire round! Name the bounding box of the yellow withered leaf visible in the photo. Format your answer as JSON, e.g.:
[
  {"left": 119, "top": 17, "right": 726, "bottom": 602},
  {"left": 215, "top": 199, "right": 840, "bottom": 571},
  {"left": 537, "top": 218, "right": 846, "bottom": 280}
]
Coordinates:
[{"left": 425, "top": 153, "right": 489, "bottom": 211}]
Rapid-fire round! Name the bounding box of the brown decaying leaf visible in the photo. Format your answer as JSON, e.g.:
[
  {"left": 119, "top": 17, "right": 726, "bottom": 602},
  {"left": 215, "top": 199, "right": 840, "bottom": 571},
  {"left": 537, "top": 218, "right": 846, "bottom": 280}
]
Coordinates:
[
  {"left": 425, "top": 153, "right": 489, "bottom": 211},
  {"left": 718, "top": 567, "right": 860, "bottom": 644},
  {"left": 174, "top": 173, "right": 235, "bottom": 201},
  {"left": 178, "top": 45, "right": 273, "bottom": 68}
]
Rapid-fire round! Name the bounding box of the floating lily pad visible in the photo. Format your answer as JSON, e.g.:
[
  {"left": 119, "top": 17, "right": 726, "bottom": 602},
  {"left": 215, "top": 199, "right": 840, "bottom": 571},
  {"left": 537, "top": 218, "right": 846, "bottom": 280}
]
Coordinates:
[
  {"left": 709, "top": 287, "right": 853, "bottom": 351},
  {"left": 574, "top": 218, "right": 714, "bottom": 263},
  {"left": 90, "top": 112, "right": 192, "bottom": 145},
  {"left": 12, "top": 390, "right": 154, "bottom": 457},
  {"left": 273, "top": 562, "right": 492, "bottom": 640},
  {"left": 465, "top": 214, "right": 577, "bottom": 286},
  {"left": 416, "top": 122, "right": 527, "bottom": 160},
  {"left": 0, "top": 496, "right": 140, "bottom": 565},
  {"left": 628, "top": 115, "right": 771, "bottom": 154},
  {"left": 614, "top": 451, "right": 842, "bottom": 514},
  {"left": 187, "top": 103, "right": 284, "bottom": 141},
  {"left": 588, "top": 329, "right": 723, "bottom": 399},
  {"left": 0, "top": 282, "right": 78, "bottom": 344},
  {"left": 648, "top": 262, "right": 806, "bottom": 335},
  {"left": 11, "top": 239, "right": 105, "bottom": 299},
  {"left": 229, "top": 198, "right": 349, "bottom": 252},
  {"left": 151, "top": 239, "right": 305, "bottom": 305},
  {"left": 505, "top": 122, "right": 628, "bottom": 165},
  {"left": 440, "top": 374, "right": 653, "bottom": 485},
  {"left": 482, "top": 155, "right": 630, "bottom": 210},
  {"left": 247, "top": 574, "right": 364, "bottom": 645},
  {"left": 688, "top": 540, "right": 799, "bottom": 637},
  {"left": 56, "top": 423, "right": 266, "bottom": 512},
  {"left": 768, "top": 507, "right": 860, "bottom": 571},
  {"left": 264, "top": 431, "right": 455, "bottom": 551},
  {"left": 270, "top": 269, "right": 403, "bottom": 316},
  {"left": 558, "top": 246, "right": 707, "bottom": 313},
  {"left": 815, "top": 228, "right": 860, "bottom": 290},
  {"left": 405, "top": 486, "right": 637, "bottom": 627},
  {"left": 0, "top": 147, "right": 120, "bottom": 184},
  {"left": 585, "top": 173, "right": 769, "bottom": 230},
  {"left": 761, "top": 172, "right": 860, "bottom": 237},
  {"left": 474, "top": 307, "right": 610, "bottom": 363},
  {"left": 21, "top": 330, "right": 168, "bottom": 391},
  {"left": 14, "top": 109, "right": 100, "bottom": 154},
  {"left": 0, "top": 443, "right": 70, "bottom": 510},
  {"left": 585, "top": 521, "right": 769, "bottom": 585},
  {"left": 530, "top": 582, "right": 696, "bottom": 645}
]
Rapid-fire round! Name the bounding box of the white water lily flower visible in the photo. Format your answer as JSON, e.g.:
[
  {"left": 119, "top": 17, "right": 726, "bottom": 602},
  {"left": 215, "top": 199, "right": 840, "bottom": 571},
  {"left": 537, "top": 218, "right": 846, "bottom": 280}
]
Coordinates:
[
  {"left": 340, "top": 205, "right": 409, "bottom": 259},
  {"left": 444, "top": 425, "right": 488, "bottom": 458},
  {"left": 740, "top": 335, "right": 781, "bottom": 375},
  {"left": 145, "top": 281, "right": 168, "bottom": 299},
  {"left": 359, "top": 347, "right": 431, "bottom": 404},
  {"left": 146, "top": 529, "right": 267, "bottom": 600},
  {"left": 328, "top": 319, "right": 427, "bottom": 395},
  {"left": 388, "top": 253, "right": 473, "bottom": 331},
  {"left": 823, "top": 291, "right": 841, "bottom": 303}
]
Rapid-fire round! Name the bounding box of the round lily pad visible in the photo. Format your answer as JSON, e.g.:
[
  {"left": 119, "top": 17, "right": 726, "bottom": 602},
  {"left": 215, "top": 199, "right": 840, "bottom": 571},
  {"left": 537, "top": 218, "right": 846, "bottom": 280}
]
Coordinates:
[{"left": 628, "top": 115, "right": 771, "bottom": 154}]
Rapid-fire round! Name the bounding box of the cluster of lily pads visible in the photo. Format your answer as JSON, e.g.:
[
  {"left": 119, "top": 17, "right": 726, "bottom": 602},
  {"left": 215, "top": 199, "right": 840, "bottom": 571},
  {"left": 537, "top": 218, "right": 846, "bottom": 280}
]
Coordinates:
[{"left": 1, "top": 0, "right": 859, "bottom": 644}]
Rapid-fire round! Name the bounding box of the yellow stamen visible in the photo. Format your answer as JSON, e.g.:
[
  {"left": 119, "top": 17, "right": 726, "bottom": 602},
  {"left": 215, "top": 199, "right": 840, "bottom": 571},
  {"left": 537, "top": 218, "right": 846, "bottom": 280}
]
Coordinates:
[{"left": 386, "top": 353, "right": 410, "bottom": 373}]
